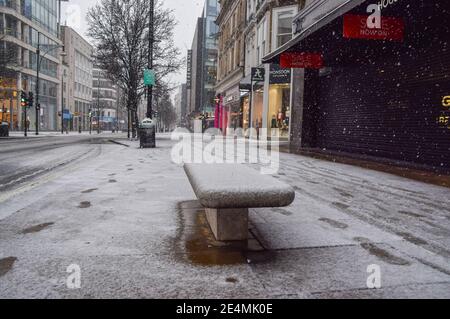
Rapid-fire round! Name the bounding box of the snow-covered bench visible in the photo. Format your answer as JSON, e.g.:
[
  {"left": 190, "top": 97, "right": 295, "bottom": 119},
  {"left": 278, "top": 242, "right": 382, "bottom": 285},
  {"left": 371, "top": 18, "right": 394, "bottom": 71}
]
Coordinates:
[{"left": 183, "top": 163, "right": 295, "bottom": 241}]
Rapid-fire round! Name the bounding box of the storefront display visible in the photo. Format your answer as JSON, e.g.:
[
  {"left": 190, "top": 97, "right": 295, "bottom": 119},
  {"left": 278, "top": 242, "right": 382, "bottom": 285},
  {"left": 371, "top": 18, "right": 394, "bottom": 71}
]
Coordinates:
[
  {"left": 263, "top": 0, "right": 450, "bottom": 171},
  {"left": 268, "top": 83, "right": 290, "bottom": 138},
  {"left": 0, "top": 78, "right": 20, "bottom": 130},
  {"left": 268, "top": 64, "right": 291, "bottom": 139}
]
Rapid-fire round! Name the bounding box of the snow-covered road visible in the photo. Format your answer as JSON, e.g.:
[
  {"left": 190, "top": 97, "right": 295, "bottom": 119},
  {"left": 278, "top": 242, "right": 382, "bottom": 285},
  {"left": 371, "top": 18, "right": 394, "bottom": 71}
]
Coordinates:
[{"left": 0, "top": 135, "right": 449, "bottom": 298}]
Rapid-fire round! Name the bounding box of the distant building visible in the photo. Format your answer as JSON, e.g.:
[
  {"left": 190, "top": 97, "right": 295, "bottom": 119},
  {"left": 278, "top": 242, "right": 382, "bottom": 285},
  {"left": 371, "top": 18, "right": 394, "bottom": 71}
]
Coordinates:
[
  {"left": 60, "top": 25, "right": 93, "bottom": 131},
  {"left": 174, "top": 83, "right": 187, "bottom": 126},
  {"left": 92, "top": 66, "right": 120, "bottom": 131},
  {"left": 187, "top": 0, "right": 219, "bottom": 117},
  {"left": 215, "top": 0, "right": 246, "bottom": 131},
  {"left": 243, "top": 0, "right": 299, "bottom": 138},
  {"left": 0, "top": 0, "right": 64, "bottom": 131}
]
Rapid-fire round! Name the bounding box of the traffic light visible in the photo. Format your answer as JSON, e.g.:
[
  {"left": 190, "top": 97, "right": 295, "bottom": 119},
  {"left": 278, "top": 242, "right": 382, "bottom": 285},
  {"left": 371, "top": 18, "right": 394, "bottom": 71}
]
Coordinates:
[
  {"left": 20, "top": 91, "right": 28, "bottom": 108},
  {"left": 28, "top": 92, "right": 34, "bottom": 108}
]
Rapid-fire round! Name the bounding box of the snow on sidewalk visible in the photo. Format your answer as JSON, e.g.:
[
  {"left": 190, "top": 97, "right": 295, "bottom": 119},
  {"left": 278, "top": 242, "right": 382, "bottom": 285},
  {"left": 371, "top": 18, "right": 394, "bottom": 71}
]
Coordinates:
[{"left": 0, "top": 136, "right": 449, "bottom": 298}]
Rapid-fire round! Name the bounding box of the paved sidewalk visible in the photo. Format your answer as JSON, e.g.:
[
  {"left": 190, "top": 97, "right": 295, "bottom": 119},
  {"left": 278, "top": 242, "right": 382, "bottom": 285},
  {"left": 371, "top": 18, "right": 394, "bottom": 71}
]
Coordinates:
[{"left": 0, "top": 136, "right": 450, "bottom": 298}]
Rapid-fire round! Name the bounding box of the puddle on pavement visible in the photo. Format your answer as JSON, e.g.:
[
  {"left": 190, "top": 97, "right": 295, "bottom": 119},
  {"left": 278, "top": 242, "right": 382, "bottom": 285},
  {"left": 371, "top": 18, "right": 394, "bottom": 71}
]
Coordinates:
[
  {"left": 78, "top": 201, "right": 91, "bottom": 208},
  {"left": 332, "top": 202, "right": 351, "bottom": 210},
  {"left": 0, "top": 257, "right": 17, "bottom": 277},
  {"left": 396, "top": 232, "right": 428, "bottom": 246},
  {"left": 81, "top": 188, "right": 98, "bottom": 194},
  {"left": 360, "top": 242, "right": 410, "bottom": 266},
  {"left": 333, "top": 187, "right": 353, "bottom": 198},
  {"left": 22, "top": 222, "right": 54, "bottom": 234},
  {"left": 225, "top": 277, "right": 238, "bottom": 283},
  {"left": 319, "top": 218, "right": 348, "bottom": 229},
  {"left": 273, "top": 208, "right": 292, "bottom": 216},
  {"left": 174, "top": 201, "right": 275, "bottom": 266},
  {"left": 398, "top": 210, "right": 425, "bottom": 218}
]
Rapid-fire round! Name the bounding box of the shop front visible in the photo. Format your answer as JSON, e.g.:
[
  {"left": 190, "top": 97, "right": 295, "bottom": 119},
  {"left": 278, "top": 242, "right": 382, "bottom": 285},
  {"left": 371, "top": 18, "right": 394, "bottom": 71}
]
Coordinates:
[
  {"left": 0, "top": 77, "right": 20, "bottom": 130},
  {"left": 267, "top": 64, "right": 291, "bottom": 139},
  {"left": 250, "top": 84, "right": 264, "bottom": 133},
  {"left": 215, "top": 86, "right": 242, "bottom": 134},
  {"left": 263, "top": 0, "right": 450, "bottom": 172}
]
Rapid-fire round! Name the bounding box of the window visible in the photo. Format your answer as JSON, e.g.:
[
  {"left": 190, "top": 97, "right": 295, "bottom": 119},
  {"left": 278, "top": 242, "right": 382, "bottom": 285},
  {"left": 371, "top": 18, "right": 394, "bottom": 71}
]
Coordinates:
[
  {"left": 256, "top": 18, "right": 267, "bottom": 63},
  {"left": 272, "top": 6, "right": 297, "bottom": 50}
]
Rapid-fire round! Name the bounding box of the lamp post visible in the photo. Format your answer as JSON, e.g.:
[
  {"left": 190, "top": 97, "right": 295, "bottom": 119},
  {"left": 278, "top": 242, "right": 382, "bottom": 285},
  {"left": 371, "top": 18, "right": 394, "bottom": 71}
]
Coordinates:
[
  {"left": 97, "top": 72, "right": 101, "bottom": 134},
  {"left": 61, "top": 65, "right": 66, "bottom": 134},
  {"left": 147, "top": 0, "right": 154, "bottom": 119}
]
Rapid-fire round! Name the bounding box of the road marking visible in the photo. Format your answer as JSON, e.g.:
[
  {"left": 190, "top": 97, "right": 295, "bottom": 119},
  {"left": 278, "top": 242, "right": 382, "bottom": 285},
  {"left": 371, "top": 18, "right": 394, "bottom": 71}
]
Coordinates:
[{"left": 0, "top": 146, "right": 101, "bottom": 213}]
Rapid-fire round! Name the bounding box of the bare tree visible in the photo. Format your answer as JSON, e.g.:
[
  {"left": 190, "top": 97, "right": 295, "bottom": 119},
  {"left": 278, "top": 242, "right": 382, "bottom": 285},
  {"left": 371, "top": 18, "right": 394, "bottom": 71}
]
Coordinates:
[
  {"left": 154, "top": 91, "right": 176, "bottom": 132},
  {"left": 87, "top": 0, "right": 183, "bottom": 138}
]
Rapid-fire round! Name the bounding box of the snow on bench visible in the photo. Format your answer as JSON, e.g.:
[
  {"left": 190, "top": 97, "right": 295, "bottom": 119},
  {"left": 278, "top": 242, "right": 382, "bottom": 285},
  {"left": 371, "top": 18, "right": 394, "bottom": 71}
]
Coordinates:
[{"left": 184, "top": 163, "right": 295, "bottom": 241}]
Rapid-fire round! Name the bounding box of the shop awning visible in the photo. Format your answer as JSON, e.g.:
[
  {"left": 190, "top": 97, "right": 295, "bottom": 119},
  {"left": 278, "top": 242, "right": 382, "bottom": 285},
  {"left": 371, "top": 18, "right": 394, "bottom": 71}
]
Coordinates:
[
  {"left": 262, "top": 0, "right": 366, "bottom": 64},
  {"left": 239, "top": 74, "right": 252, "bottom": 91}
]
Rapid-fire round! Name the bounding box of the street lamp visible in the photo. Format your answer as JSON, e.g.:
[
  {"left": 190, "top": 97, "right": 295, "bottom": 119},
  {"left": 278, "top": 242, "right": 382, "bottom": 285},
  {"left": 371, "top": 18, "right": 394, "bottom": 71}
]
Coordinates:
[
  {"left": 35, "top": 31, "right": 65, "bottom": 135},
  {"left": 60, "top": 62, "right": 67, "bottom": 134},
  {"left": 96, "top": 69, "right": 101, "bottom": 134},
  {"left": 147, "top": 0, "right": 154, "bottom": 119}
]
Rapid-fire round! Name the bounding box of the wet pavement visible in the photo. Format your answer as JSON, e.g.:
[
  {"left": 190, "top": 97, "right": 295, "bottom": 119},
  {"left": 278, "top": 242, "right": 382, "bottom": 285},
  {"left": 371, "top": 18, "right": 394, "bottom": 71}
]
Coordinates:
[{"left": 0, "top": 134, "right": 449, "bottom": 298}]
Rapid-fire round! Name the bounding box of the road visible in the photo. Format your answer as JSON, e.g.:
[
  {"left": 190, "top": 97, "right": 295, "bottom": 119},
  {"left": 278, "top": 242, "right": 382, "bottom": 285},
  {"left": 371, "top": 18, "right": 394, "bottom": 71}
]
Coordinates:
[
  {"left": 0, "top": 134, "right": 119, "bottom": 193},
  {"left": 0, "top": 134, "right": 449, "bottom": 298}
]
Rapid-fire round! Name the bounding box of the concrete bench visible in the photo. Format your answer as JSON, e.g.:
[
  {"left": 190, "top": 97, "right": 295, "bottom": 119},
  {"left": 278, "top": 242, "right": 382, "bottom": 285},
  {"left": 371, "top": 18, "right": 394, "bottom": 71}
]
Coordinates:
[{"left": 183, "top": 163, "right": 295, "bottom": 241}]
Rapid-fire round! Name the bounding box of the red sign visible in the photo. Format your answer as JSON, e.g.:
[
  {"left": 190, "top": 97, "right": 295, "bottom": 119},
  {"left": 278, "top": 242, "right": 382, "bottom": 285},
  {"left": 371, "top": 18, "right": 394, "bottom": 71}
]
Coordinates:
[
  {"left": 343, "top": 14, "right": 405, "bottom": 41},
  {"left": 280, "top": 52, "right": 324, "bottom": 69}
]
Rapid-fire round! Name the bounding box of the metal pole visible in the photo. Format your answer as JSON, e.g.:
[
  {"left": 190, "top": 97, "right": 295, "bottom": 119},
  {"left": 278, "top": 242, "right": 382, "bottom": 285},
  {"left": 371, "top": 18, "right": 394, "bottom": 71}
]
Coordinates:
[
  {"left": 97, "top": 74, "right": 101, "bottom": 134},
  {"left": 61, "top": 71, "right": 64, "bottom": 134},
  {"left": 57, "top": 0, "right": 61, "bottom": 38},
  {"left": 146, "top": 0, "right": 154, "bottom": 119},
  {"left": 35, "top": 32, "right": 40, "bottom": 135},
  {"left": 24, "top": 100, "right": 27, "bottom": 137},
  {"left": 10, "top": 95, "right": 13, "bottom": 130},
  {"left": 249, "top": 81, "right": 253, "bottom": 132}
]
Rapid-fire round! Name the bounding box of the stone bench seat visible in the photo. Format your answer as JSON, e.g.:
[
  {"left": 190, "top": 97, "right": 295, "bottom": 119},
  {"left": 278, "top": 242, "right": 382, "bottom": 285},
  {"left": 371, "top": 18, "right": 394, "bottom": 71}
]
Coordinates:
[{"left": 184, "top": 163, "right": 295, "bottom": 241}]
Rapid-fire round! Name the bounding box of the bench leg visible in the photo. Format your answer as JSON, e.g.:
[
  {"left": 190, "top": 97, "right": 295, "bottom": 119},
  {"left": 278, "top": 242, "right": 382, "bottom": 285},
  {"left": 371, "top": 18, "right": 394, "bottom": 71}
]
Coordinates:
[{"left": 205, "top": 208, "right": 249, "bottom": 241}]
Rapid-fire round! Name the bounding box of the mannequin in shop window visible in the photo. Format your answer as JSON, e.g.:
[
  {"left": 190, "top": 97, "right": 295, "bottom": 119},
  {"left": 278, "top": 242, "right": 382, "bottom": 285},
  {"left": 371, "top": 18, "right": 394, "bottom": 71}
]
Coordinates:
[
  {"left": 271, "top": 114, "right": 277, "bottom": 128},
  {"left": 277, "top": 108, "right": 285, "bottom": 128}
]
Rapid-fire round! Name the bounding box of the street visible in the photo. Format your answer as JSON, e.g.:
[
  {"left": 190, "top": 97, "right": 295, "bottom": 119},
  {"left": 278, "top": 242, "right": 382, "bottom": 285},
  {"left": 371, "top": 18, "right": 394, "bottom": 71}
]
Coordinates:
[
  {"left": 0, "top": 134, "right": 108, "bottom": 194},
  {"left": 0, "top": 134, "right": 449, "bottom": 298}
]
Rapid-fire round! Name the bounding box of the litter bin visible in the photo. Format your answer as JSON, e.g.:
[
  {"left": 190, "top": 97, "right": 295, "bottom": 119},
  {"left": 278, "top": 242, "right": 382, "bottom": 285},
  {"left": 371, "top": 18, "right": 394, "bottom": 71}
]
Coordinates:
[
  {"left": 0, "top": 122, "right": 9, "bottom": 137},
  {"left": 138, "top": 118, "right": 156, "bottom": 148}
]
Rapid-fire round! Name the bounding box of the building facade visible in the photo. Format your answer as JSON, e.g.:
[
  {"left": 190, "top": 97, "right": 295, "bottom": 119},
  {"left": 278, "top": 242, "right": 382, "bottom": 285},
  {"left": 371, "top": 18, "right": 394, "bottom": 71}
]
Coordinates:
[
  {"left": 92, "top": 66, "right": 120, "bottom": 131},
  {"left": 187, "top": 0, "right": 219, "bottom": 120},
  {"left": 242, "top": 0, "right": 301, "bottom": 139},
  {"left": 174, "top": 83, "right": 187, "bottom": 126},
  {"left": 264, "top": 0, "right": 450, "bottom": 172},
  {"left": 0, "top": 0, "right": 63, "bottom": 131},
  {"left": 60, "top": 25, "right": 93, "bottom": 131},
  {"left": 188, "top": 17, "right": 204, "bottom": 116},
  {"left": 215, "top": 0, "right": 246, "bottom": 132}
]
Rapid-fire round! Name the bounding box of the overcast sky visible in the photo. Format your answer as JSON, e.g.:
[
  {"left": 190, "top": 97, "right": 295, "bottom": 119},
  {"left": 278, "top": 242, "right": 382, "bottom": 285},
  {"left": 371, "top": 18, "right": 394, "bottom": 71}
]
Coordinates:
[{"left": 61, "top": 0, "right": 205, "bottom": 87}]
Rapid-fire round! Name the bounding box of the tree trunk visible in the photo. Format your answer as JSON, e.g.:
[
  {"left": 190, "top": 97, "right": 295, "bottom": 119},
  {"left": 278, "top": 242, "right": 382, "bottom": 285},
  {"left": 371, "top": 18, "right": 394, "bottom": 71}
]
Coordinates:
[{"left": 127, "top": 108, "right": 131, "bottom": 139}]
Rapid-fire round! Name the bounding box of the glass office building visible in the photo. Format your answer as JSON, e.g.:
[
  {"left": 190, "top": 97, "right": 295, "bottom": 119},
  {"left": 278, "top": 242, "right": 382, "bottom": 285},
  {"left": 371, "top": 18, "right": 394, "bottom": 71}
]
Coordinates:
[{"left": 0, "top": 0, "right": 62, "bottom": 131}]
